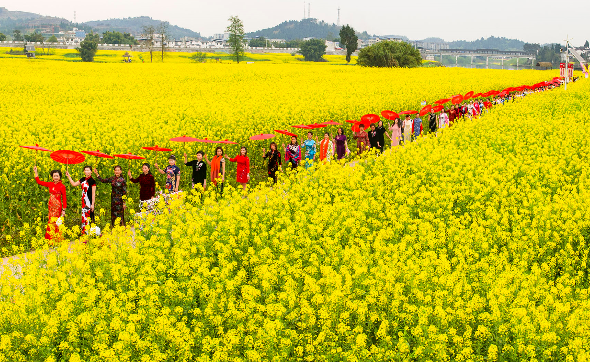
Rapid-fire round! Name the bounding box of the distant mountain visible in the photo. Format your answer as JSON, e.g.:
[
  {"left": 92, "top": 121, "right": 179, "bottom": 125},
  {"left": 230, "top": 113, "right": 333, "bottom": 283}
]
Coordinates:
[
  {"left": 247, "top": 18, "right": 372, "bottom": 41},
  {"left": 448, "top": 36, "right": 525, "bottom": 51},
  {"left": 0, "top": 6, "right": 74, "bottom": 34},
  {"left": 84, "top": 16, "right": 201, "bottom": 39}
]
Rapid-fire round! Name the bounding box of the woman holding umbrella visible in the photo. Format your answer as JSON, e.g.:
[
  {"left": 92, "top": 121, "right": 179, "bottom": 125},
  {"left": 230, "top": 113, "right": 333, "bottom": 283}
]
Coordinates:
[
  {"left": 205, "top": 147, "right": 226, "bottom": 194},
  {"left": 283, "top": 136, "right": 302, "bottom": 170},
  {"left": 33, "top": 166, "right": 67, "bottom": 241},
  {"left": 65, "top": 166, "right": 96, "bottom": 235},
  {"left": 229, "top": 146, "right": 250, "bottom": 192},
  {"left": 128, "top": 163, "right": 156, "bottom": 203},
  {"left": 387, "top": 117, "right": 403, "bottom": 147},
  {"left": 263, "top": 142, "right": 282, "bottom": 183},
  {"left": 334, "top": 127, "right": 348, "bottom": 160},
  {"left": 94, "top": 165, "right": 127, "bottom": 227}
]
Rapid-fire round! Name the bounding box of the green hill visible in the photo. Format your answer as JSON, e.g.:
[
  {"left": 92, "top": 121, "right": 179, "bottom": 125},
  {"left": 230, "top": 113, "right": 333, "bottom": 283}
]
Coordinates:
[
  {"left": 448, "top": 36, "right": 525, "bottom": 51},
  {"left": 247, "top": 18, "right": 372, "bottom": 41},
  {"left": 84, "top": 16, "right": 201, "bottom": 39}
]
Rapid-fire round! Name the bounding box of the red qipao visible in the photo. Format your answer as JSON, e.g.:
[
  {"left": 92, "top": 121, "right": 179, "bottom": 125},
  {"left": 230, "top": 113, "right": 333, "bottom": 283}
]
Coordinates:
[
  {"left": 35, "top": 177, "right": 67, "bottom": 240},
  {"left": 229, "top": 155, "right": 250, "bottom": 183},
  {"left": 130, "top": 173, "right": 156, "bottom": 201}
]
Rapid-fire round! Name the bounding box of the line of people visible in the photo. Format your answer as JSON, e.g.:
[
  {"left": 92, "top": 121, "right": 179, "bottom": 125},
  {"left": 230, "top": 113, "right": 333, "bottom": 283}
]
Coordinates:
[{"left": 31, "top": 86, "right": 559, "bottom": 240}]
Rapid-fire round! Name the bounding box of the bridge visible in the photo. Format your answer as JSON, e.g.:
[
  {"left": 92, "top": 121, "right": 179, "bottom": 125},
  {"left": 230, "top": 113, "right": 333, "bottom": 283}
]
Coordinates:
[{"left": 420, "top": 48, "right": 536, "bottom": 68}]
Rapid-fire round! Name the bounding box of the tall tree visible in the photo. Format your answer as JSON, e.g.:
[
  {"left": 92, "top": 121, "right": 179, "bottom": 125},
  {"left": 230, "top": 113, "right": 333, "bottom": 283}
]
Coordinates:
[
  {"left": 46, "top": 35, "right": 58, "bottom": 43},
  {"left": 24, "top": 32, "right": 44, "bottom": 43},
  {"left": 339, "top": 25, "right": 358, "bottom": 63},
  {"left": 299, "top": 38, "right": 327, "bottom": 62},
  {"left": 157, "top": 22, "right": 169, "bottom": 62},
  {"left": 585, "top": 40, "right": 589, "bottom": 48},
  {"left": 0, "top": 33, "right": 6, "bottom": 41},
  {"left": 226, "top": 16, "right": 245, "bottom": 63},
  {"left": 12, "top": 30, "right": 23, "bottom": 41},
  {"left": 141, "top": 25, "right": 156, "bottom": 63},
  {"left": 76, "top": 32, "right": 100, "bottom": 62}
]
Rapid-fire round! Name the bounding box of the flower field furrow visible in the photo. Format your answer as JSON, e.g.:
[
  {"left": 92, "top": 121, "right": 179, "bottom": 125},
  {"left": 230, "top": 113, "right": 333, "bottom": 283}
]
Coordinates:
[
  {"left": 1, "top": 66, "right": 589, "bottom": 361},
  {"left": 0, "top": 58, "right": 555, "bottom": 250}
]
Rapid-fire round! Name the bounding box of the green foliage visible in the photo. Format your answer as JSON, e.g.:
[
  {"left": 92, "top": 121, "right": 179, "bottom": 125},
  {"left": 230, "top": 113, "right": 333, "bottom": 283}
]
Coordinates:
[
  {"left": 0, "top": 32, "right": 6, "bottom": 41},
  {"left": 584, "top": 40, "right": 589, "bottom": 48},
  {"left": 339, "top": 25, "right": 358, "bottom": 63},
  {"left": 46, "top": 35, "right": 58, "bottom": 43},
  {"left": 357, "top": 41, "right": 422, "bottom": 68},
  {"left": 84, "top": 16, "right": 201, "bottom": 39},
  {"left": 247, "top": 18, "right": 372, "bottom": 41},
  {"left": 24, "top": 32, "right": 44, "bottom": 43},
  {"left": 101, "top": 31, "right": 138, "bottom": 45},
  {"left": 76, "top": 32, "right": 100, "bottom": 62},
  {"left": 523, "top": 43, "right": 541, "bottom": 53},
  {"left": 226, "top": 16, "right": 245, "bottom": 63},
  {"left": 189, "top": 52, "right": 208, "bottom": 63},
  {"left": 249, "top": 36, "right": 267, "bottom": 47},
  {"left": 12, "top": 29, "right": 23, "bottom": 41},
  {"left": 299, "top": 38, "right": 327, "bottom": 62}
]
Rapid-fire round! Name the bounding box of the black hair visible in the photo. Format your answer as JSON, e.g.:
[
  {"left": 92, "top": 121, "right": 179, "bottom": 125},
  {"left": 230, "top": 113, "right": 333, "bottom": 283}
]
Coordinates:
[
  {"left": 50, "top": 169, "right": 62, "bottom": 178},
  {"left": 359, "top": 124, "right": 365, "bottom": 128},
  {"left": 215, "top": 146, "right": 224, "bottom": 156},
  {"left": 141, "top": 163, "right": 152, "bottom": 175},
  {"left": 307, "top": 131, "right": 313, "bottom": 136},
  {"left": 370, "top": 123, "right": 376, "bottom": 128},
  {"left": 240, "top": 146, "right": 248, "bottom": 156},
  {"left": 337, "top": 127, "right": 344, "bottom": 135},
  {"left": 83, "top": 165, "right": 91, "bottom": 171},
  {"left": 113, "top": 165, "right": 122, "bottom": 171},
  {"left": 396, "top": 118, "right": 403, "bottom": 128},
  {"left": 290, "top": 136, "right": 298, "bottom": 145},
  {"left": 324, "top": 132, "right": 330, "bottom": 137},
  {"left": 197, "top": 151, "right": 205, "bottom": 156},
  {"left": 269, "top": 142, "right": 278, "bottom": 151}
]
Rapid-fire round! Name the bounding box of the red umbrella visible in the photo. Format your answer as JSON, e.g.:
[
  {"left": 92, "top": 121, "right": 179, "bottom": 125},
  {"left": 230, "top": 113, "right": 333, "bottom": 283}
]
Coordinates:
[
  {"left": 81, "top": 150, "right": 114, "bottom": 159},
  {"left": 435, "top": 98, "right": 451, "bottom": 105},
  {"left": 361, "top": 114, "right": 380, "bottom": 124},
  {"left": 307, "top": 124, "right": 327, "bottom": 129},
  {"left": 250, "top": 133, "right": 275, "bottom": 141},
  {"left": 292, "top": 125, "right": 313, "bottom": 129},
  {"left": 194, "top": 138, "right": 217, "bottom": 143},
  {"left": 321, "top": 121, "right": 342, "bottom": 125},
  {"left": 351, "top": 123, "right": 361, "bottom": 132},
  {"left": 464, "top": 91, "right": 474, "bottom": 99},
  {"left": 432, "top": 105, "right": 444, "bottom": 112},
  {"left": 20, "top": 144, "right": 52, "bottom": 166},
  {"left": 399, "top": 110, "right": 418, "bottom": 115},
  {"left": 473, "top": 93, "right": 482, "bottom": 98},
  {"left": 50, "top": 150, "right": 86, "bottom": 170},
  {"left": 488, "top": 90, "right": 500, "bottom": 96},
  {"left": 170, "top": 135, "right": 199, "bottom": 142},
  {"left": 142, "top": 145, "right": 172, "bottom": 152},
  {"left": 218, "top": 139, "right": 238, "bottom": 145},
  {"left": 451, "top": 95, "right": 464, "bottom": 104},
  {"left": 419, "top": 105, "right": 432, "bottom": 116},
  {"left": 274, "top": 129, "right": 298, "bottom": 137},
  {"left": 381, "top": 110, "right": 400, "bottom": 120},
  {"left": 113, "top": 153, "right": 146, "bottom": 160}
]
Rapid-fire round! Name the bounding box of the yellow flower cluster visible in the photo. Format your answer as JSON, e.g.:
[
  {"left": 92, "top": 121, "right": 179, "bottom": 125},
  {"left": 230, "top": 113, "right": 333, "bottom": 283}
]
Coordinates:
[
  {"left": 0, "top": 56, "right": 555, "bottom": 251},
  {"left": 1, "top": 53, "right": 589, "bottom": 360}
]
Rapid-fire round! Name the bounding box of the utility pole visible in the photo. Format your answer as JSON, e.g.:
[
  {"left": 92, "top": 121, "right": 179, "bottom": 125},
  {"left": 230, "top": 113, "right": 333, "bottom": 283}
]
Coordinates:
[
  {"left": 337, "top": 7, "right": 340, "bottom": 26},
  {"left": 565, "top": 35, "right": 571, "bottom": 90},
  {"left": 308, "top": 3, "right": 311, "bottom": 19}
]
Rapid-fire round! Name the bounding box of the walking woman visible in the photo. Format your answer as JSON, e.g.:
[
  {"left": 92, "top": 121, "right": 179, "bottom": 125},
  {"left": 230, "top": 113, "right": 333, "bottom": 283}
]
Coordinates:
[
  {"left": 263, "top": 142, "right": 282, "bottom": 183},
  {"left": 403, "top": 115, "right": 413, "bottom": 144},
  {"left": 94, "top": 165, "right": 127, "bottom": 227},
  {"left": 128, "top": 163, "right": 156, "bottom": 202},
  {"left": 334, "top": 127, "right": 348, "bottom": 160},
  {"left": 283, "top": 136, "right": 301, "bottom": 169},
  {"left": 205, "top": 146, "right": 226, "bottom": 193},
  {"left": 33, "top": 166, "right": 67, "bottom": 241},
  {"left": 229, "top": 146, "right": 250, "bottom": 192},
  {"left": 301, "top": 132, "right": 317, "bottom": 169},
  {"left": 387, "top": 117, "right": 403, "bottom": 147},
  {"left": 319, "top": 132, "right": 335, "bottom": 162},
  {"left": 65, "top": 165, "right": 96, "bottom": 235},
  {"left": 376, "top": 120, "right": 386, "bottom": 152}
]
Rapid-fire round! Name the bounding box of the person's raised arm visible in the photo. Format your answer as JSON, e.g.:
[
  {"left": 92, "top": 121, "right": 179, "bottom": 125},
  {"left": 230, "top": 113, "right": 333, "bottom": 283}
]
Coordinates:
[
  {"left": 65, "top": 171, "right": 80, "bottom": 187},
  {"left": 33, "top": 166, "right": 51, "bottom": 187},
  {"left": 154, "top": 162, "right": 165, "bottom": 175},
  {"left": 204, "top": 154, "right": 212, "bottom": 166},
  {"left": 184, "top": 152, "right": 188, "bottom": 165}
]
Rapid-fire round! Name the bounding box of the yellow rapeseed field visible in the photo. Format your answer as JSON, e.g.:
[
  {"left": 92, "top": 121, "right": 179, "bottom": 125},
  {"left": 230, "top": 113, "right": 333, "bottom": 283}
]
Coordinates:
[{"left": 0, "top": 54, "right": 556, "bottom": 252}]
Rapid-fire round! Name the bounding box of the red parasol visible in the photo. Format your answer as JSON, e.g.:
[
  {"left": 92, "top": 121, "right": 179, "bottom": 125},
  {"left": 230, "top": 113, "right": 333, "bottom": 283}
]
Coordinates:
[
  {"left": 435, "top": 98, "right": 451, "bottom": 105},
  {"left": 399, "top": 110, "right": 418, "bottom": 115},
  {"left": 306, "top": 124, "right": 327, "bottom": 129},
  {"left": 419, "top": 105, "right": 432, "bottom": 116},
  {"left": 292, "top": 125, "right": 313, "bottom": 129},
  {"left": 464, "top": 91, "right": 474, "bottom": 100},
  {"left": 432, "top": 105, "right": 444, "bottom": 112},
  {"left": 170, "top": 135, "right": 199, "bottom": 142},
  {"left": 321, "top": 121, "right": 342, "bottom": 125},
  {"left": 113, "top": 153, "right": 146, "bottom": 160},
  {"left": 81, "top": 150, "right": 114, "bottom": 159},
  {"left": 194, "top": 138, "right": 217, "bottom": 143},
  {"left": 250, "top": 133, "right": 275, "bottom": 141},
  {"left": 473, "top": 93, "right": 482, "bottom": 98},
  {"left": 381, "top": 110, "right": 400, "bottom": 120},
  {"left": 351, "top": 122, "right": 361, "bottom": 132},
  {"left": 142, "top": 145, "right": 172, "bottom": 152},
  {"left": 361, "top": 114, "right": 380, "bottom": 124},
  {"left": 20, "top": 144, "right": 52, "bottom": 166},
  {"left": 451, "top": 95, "right": 464, "bottom": 104},
  {"left": 488, "top": 90, "right": 500, "bottom": 96},
  {"left": 218, "top": 139, "right": 238, "bottom": 145},
  {"left": 50, "top": 150, "right": 86, "bottom": 168},
  {"left": 275, "top": 129, "right": 298, "bottom": 137}
]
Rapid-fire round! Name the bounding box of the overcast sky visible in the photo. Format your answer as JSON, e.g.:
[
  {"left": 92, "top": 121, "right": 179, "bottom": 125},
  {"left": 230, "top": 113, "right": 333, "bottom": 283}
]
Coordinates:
[{"left": 3, "top": 0, "right": 589, "bottom": 45}]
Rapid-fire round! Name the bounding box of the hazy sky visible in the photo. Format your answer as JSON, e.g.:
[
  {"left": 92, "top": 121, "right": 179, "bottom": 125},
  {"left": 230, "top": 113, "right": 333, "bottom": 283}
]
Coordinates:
[{"left": 3, "top": 0, "right": 589, "bottom": 45}]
